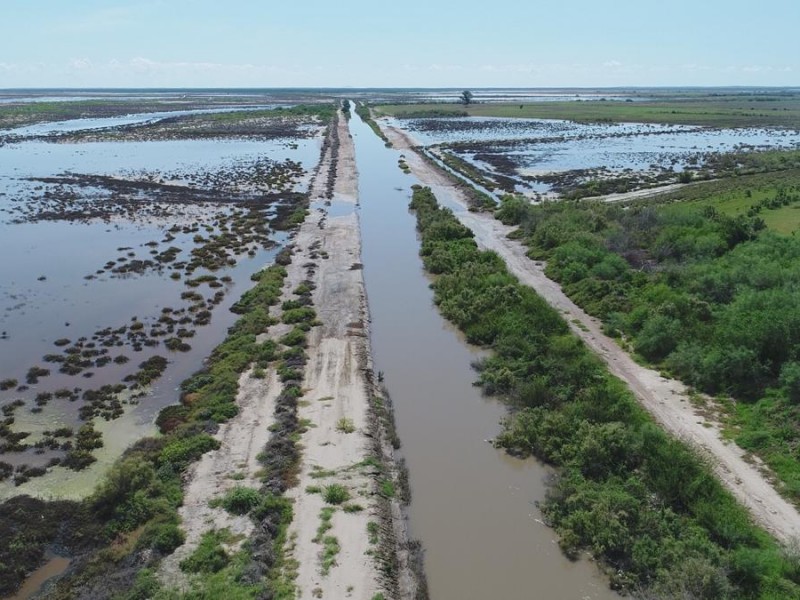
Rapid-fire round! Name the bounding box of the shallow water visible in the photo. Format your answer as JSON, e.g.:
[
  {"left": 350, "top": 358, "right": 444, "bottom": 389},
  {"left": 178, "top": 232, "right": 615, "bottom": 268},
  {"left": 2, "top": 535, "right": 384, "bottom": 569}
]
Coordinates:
[
  {"left": 7, "top": 555, "right": 70, "bottom": 600},
  {"left": 352, "top": 109, "right": 618, "bottom": 598},
  {"left": 395, "top": 116, "right": 800, "bottom": 191},
  {"left": 0, "top": 105, "right": 282, "bottom": 137},
  {"left": 0, "top": 108, "right": 319, "bottom": 498}
]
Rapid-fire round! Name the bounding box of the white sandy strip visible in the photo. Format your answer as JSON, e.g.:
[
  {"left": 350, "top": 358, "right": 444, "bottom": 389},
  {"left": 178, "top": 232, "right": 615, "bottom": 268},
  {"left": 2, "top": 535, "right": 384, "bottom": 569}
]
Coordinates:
[
  {"left": 380, "top": 119, "right": 800, "bottom": 545},
  {"left": 159, "top": 367, "right": 281, "bottom": 587},
  {"left": 282, "top": 111, "right": 382, "bottom": 599}
]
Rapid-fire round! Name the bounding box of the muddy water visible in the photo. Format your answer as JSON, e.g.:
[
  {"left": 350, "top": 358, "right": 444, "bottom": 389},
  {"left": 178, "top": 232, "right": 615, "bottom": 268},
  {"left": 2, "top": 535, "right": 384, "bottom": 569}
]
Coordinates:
[
  {"left": 6, "top": 554, "right": 70, "bottom": 600},
  {"left": 350, "top": 113, "right": 618, "bottom": 599},
  {"left": 0, "top": 110, "right": 319, "bottom": 499}
]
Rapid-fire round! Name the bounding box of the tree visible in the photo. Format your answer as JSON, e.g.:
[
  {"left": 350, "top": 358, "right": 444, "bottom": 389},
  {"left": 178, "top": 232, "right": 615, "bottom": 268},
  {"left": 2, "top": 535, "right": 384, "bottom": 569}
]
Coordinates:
[{"left": 460, "top": 90, "right": 474, "bottom": 105}]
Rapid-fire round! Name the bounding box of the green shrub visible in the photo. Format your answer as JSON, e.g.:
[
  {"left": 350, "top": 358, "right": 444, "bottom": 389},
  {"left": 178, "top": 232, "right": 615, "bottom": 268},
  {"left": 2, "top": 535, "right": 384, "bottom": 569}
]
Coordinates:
[
  {"left": 282, "top": 307, "right": 316, "bottom": 324},
  {"left": 159, "top": 434, "right": 219, "bottom": 471},
  {"left": 144, "top": 521, "right": 185, "bottom": 554},
  {"left": 180, "top": 529, "right": 231, "bottom": 574},
  {"left": 217, "top": 486, "right": 261, "bottom": 515}
]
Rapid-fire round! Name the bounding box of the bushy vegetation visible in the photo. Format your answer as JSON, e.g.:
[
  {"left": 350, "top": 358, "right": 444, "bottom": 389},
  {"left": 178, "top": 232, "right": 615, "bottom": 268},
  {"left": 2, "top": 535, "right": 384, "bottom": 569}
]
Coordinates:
[
  {"left": 410, "top": 185, "right": 800, "bottom": 597},
  {"left": 323, "top": 483, "right": 350, "bottom": 505},
  {"left": 215, "top": 486, "right": 262, "bottom": 515},
  {"left": 496, "top": 180, "right": 800, "bottom": 499},
  {"left": 354, "top": 103, "right": 392, "bottom": 146}
]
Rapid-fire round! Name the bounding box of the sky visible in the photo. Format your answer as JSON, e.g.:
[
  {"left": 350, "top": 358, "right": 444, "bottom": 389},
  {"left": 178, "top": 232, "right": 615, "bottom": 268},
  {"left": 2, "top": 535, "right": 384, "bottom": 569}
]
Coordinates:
[{"left": 1, "top": 0, "right": 798, "bottom": 88}]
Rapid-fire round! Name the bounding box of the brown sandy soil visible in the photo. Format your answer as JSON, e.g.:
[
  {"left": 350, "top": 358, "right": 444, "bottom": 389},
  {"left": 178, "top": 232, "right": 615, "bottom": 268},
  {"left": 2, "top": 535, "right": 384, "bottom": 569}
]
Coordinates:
[{"left": 380, "top": 119, "right": 800, "bottom": 546}]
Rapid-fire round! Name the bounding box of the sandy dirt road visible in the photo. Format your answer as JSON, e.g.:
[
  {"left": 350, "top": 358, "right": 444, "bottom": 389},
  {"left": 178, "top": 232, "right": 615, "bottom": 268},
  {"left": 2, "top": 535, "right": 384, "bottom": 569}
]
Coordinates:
[
  {"left": 282, "top": 111, "right": 383, "bottom": 600},
  {"left": 160, "top": 112, "right": 414, "bottom": 598},
  {"left": 159, "top": 368, "right": 282, "bottom": 586},
  {"left": 381, "top": 119, "right": 800, "bottom": 545}
]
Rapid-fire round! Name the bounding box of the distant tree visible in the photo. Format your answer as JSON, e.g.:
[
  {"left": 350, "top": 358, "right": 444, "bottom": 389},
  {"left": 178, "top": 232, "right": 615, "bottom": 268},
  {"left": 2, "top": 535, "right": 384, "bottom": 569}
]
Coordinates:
[{"left": 460, "top": 90, "right": 474, "bottom": 105}]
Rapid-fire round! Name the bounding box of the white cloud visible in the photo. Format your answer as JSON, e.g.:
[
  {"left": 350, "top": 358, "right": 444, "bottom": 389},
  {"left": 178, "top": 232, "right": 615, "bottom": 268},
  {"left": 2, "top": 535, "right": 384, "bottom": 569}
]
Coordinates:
[{"left": 69, "top": 58, "right": 93, "bottom": 71}]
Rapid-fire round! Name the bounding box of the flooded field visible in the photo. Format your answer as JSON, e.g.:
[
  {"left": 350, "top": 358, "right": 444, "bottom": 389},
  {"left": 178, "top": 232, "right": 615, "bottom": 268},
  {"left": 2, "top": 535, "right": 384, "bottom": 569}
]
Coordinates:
[
  {"left": 0, "top": 96, "right": 327, "bottom": 498},
  {"left": 391, "top": 115, "right": 800, "bottom": 197}
]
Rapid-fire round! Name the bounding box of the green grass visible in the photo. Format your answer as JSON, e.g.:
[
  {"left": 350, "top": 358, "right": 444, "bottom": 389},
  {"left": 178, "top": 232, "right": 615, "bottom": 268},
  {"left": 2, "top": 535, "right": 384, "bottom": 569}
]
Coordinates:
[
  {"left": 323, "top": 484, "right": 350, "bottom": 505},
  {"left": 212, "top": 486, "right": 261, "bottom": 515},
  {"left": 366, "top": 521, "right": 379, "bottom": 545},
  {"left": 320, "top": 535, "right": 340, "bottom": 575},
  {"left": 653, "top": 167, "right": 800, "bottom": 234},
  {"left": 378, "top": 480, "right": 395, "bottom": 498},
  {"left": 180, "top": 529, "right": 233, "bottom": 574},
  {"left": 762, "top": 204, "right": 800, "bottom": 234},
  {"left": 375, "top": 95, "right": 800, "bottom": 128},
  {"left": 335, "top": 417, "right": 356, "bottom": 433},
  {"left": 313, "top": 506, "right": 336, "bottom": 543}
]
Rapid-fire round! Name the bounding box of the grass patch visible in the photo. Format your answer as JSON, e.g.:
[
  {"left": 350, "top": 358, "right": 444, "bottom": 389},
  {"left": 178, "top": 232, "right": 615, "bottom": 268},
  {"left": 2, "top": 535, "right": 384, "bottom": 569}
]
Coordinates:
[
  {"left": 336, "top": 417, "right": 356, "bottom": 434},
  {"left": 323, "top": 484, "right": 350, "bottom": 505},
  {"left": 378, "top": 480, "right": 395, "bottom": 498},
  {"left": 180, "top": 529, "right": 233, "bottom": 574},
  {"left": 309, "top": 467, "right": 337, "bottom": 479},
  {"left": 375, "top": 94, "right": 800, "bottom": 128},
  {"left": 211, "top": 486, "right": 261, "bottom": 515},
  {"left": 367, "top": 521, "right": 379, "bottom": 545},
  {"left": 320, "top": 535, "right": 340, "bottom": 575},
  {"left": 313, "top": 506, "right": 336, "bottom": 543}
]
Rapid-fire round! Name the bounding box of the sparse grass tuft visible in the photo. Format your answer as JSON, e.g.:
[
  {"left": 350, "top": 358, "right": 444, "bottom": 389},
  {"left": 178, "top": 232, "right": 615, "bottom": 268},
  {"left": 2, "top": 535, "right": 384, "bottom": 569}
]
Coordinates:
[
  {"left": 336, "top": 417, "right": 356, "bottom": 434},
  {"left": 323, "top": 483, "right": 350, "bottom": 505}
]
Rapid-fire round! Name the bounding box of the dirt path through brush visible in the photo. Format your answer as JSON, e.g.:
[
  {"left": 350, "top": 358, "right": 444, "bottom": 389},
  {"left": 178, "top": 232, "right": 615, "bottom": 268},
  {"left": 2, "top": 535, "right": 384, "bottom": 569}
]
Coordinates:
[
  {"left": 159, "top": 368, "right": 282, "bottom": 587},
  {"left": 380, "top": 119, "right": 800, "bottom": 545}
]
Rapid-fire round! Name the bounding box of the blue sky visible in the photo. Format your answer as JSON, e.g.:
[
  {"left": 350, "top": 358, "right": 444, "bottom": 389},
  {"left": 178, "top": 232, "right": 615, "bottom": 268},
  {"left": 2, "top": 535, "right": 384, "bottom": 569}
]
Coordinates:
[{"left": 1, "top": 0, "right": 798, "bottom": 88}]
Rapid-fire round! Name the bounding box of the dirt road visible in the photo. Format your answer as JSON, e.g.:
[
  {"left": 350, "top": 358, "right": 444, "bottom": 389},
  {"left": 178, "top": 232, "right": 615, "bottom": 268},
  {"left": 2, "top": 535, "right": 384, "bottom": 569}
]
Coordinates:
[
  {"left": 380, "top": 119, "right": 800, "bottom": 545},
  {"left": 160, "top": 112, "right": 417, "bottom": 598},
  {"left": 282, "top": 112, "right": 382, "bottom": 600}
]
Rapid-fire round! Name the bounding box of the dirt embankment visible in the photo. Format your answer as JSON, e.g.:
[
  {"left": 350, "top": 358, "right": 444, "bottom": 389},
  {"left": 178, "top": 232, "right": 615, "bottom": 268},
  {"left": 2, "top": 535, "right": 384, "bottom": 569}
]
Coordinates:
[
  {"left": 161, "top": 112, "right": 421, "bottom": 598},
  {"left": 283, "top": 111, "right": 420, "bottom": 599},
  {"left": 379, "top": 119, "right": 800, "bottom": 546}
]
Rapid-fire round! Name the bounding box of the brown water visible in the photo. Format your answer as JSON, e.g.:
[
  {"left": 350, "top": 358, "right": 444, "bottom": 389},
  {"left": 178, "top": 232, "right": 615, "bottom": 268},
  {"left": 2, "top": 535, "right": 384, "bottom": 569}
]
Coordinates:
[
  {"left": 6, "top": 555, "right": 70, "bottom": 600},
  {"left": 351, "top": 109, "right": 619, "bottom": 599}
]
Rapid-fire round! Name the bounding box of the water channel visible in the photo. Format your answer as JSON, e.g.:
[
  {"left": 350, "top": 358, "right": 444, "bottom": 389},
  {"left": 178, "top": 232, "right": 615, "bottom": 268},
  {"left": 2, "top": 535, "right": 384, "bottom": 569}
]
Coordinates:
[{"left": 351, "top": 108, "right": 618, "bottom": 598}]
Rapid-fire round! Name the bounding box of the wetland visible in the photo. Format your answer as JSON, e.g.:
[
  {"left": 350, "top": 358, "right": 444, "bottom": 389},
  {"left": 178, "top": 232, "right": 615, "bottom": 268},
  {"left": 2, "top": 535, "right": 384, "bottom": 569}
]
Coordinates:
[{"left": 4, "top": 87, "right": 800, "bottom": 600}]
